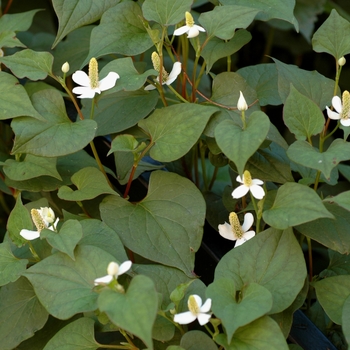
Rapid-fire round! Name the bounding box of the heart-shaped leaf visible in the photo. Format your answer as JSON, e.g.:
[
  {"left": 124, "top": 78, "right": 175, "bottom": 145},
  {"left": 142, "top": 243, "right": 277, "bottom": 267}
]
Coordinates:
[
  {"left": 323, "top": 190, "right": 350, "bottom": 212},
  {"left": 207, "top": 279, "right": 273, "bottom": 343},
  {"left": 98, "top": 275, "right": 158, "bottom": 349},
  {"left": 263, "top": 182, "right": 333, "bottom": 229},
  {"left": 57, "top": 167, "right": 118, "bottom": 201},
  {"left": 0, "top": 9, "right": 41, "bottom": 32},
  {"left": 180, "top": 331, "right": 218, "bottom": 350},
  {"left": 287, "top": 139, "right": 350, "bottom": 180},
  {"left": 100, "top": 171, "right": 205, "bottom": 276},
  {"left": 215, "top": 111, "right": 270, "bottom": 175}
]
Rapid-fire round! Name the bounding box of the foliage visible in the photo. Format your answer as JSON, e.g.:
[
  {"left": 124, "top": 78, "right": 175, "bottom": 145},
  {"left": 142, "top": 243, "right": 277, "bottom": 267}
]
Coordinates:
[{"left": 0, "top": 0, "right": 350, "bottom": 349}]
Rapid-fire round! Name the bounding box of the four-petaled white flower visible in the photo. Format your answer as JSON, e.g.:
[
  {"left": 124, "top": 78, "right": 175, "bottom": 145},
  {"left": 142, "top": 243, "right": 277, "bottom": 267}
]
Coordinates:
[
  {"left": 174, "top": 11, "right": 206, "bottom": 39},
  {"left": 72, "top": 57, "right": 119, "bottom": 99},
  {"left": 218, "top": 212, "right": 255, "bottom": 247},
  {"left": 20, "top": 207, "right": 59, "bottom": 240},
  {"left": 94, "top": 261, "right": 132, "bottom": 285},
  {"left": 145, "top": 52, "right": 181, "bottom": 90},
  {"left": 173, "top": 295, "right": 212, "bottom": 326},
  {"left": 326, "top": 90, "right": 350, "bottom": 127},
  {"left": 237, "top": 91, "right": 248, "bottom": 111},
  {"left": 232, "top": 170, "right": 265, "bottom": 200}
]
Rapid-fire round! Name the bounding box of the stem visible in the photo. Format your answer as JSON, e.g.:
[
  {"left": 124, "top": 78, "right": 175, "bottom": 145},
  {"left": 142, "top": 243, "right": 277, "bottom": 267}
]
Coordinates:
[
  {"left": 208, "top": 166, "right": 219, "bottom": 191},
  {"left": 167, "top": 84, "right": 189, "bottom": 103},
  {"left": 3, "top": 0, "right": 13, "bottom": 15},
  {"left": 227, "top": 54, "right": 231, "bottom": 72},
  {"left": 241, "top": 110, "right": 246, "bottom": 129},
  {"left": 313, "top": 170, "right": 321, "bottom": 191},
  {"left": 28, "top": 242, "right": 40, "bottom": 262},
  {"left": 249, "top": 194, "right": 260, "bottom": 233},
  {"left": 204, "top": 324, "right": 214, "bottom": 337},
  {"left": 76, "top": 201, "right": 91, "bottom": 217},
  {"left": 199, "top": 140, "right": 208, "bottom": 191},
  {"left": 306, "top": 236, "right": 313, "bottom": 282},
  {"left": 95, "top": 344, "right": 135, "bottom": 349}
]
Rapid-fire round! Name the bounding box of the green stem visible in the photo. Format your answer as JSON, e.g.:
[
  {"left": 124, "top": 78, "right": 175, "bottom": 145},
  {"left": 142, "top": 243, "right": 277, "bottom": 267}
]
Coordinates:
[
  {"left": 313, "top": 170, "right": 321, "bottom": 191},
  {"left": 167, "top": 84, "right": 189, "bottom": 103},
  {"left": 28, "top": 241, "right": 40, "bottom": 262},
  {"left": 227, "top": 54, "right": 231, "bottom": 72},
  {"left": 306, "top": 236, "right": 313, "bottom": 282},
  {"left": 95, "top": 343, "right": 135, "bottom": 349},
  {"left": 241, "top": 110, "right": 246, "bottom": 129},
  {"left": 208, "top": 166, "right": 219, "bottom": 191},
  {"left": 204, "top": 323, "right": 214, "bottom": 337},
  {"left": 249, "top": 194, "right": 260, "bottom": 233},
  {"left": 200, "top": 140, "right": 208, "bottom": 191}
]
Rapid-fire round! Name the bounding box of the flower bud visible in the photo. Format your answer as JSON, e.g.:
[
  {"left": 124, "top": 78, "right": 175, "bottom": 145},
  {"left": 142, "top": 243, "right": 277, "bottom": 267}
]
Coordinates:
[
  {"left": 107, "top": 261, "right": 119, "bottom": 276},
  {"left": 338, "top": 57, "right": 346, "bottom": 67},
  {"left": 61, "top": 62, "right": 70, "bottom": 73},
  {"left": 237, "top": 91, "right": 248, "bottom": 111}
]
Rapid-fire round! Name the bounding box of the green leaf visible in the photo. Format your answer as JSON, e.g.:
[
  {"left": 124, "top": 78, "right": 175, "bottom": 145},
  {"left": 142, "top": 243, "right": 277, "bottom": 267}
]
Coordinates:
[
  {"left": 0, "top": 241, "right": 28, "bottom": 286},
  {"left": 79, "top": 219, "right": 129, "bottom": 263},
  {"left": 87, "top": 2, "right": 153, "bottom": 58},
  {"left": 24, "top": 245, "right": 116, "bottom": 320},
  {"left": 57, "top": 167, "right": 118, "bottom": 201},
  {"left": 100, "top": 171, "right": 205, "bottom": 276},
  {"left": 296, "top": 202, "right": 350, "bottom": 254},
  {"left": 11, "top": 89, "right": 97, "bottom": 157},
  {"left": 263, "top": 182, "right": 333, "bottom": 229},
  {"left": 219, "top": 0, "right": 298, "bottom": 30},
  {"left": 0, "top": 9, "right": 41, "bottom": 32},
  {"left": 98, "top": 275, "right": 158, "bottom": 350},
  {"left": 142, "top": 0, "right": 192, "bottom": 26},
  {"left": 314, "top": 275, "right": 350, "bottom": 325},
  {"left": 342, "top": 295, "right": 350, "bottom": 346},
  {"left": 41, "top": 220, "right": 83, "bottom": 260},
  {"left": 52, "top": 0, "right": 120, "bottom": 47},
  {"left": 324, "top": 190, "right": 350, "bottom": 212},
  {"left": 273, "top": 58, "right": 335, "bottom": 109},
  {"left": 108, "top": 134, "right": 141, "bottom": 155},
  {"left": 3, "top": 154, "right": 62, "bottom": 181},
  {"left": 139, "top": 104, "right": 218, "bottom": 162},
  {"left": 207, "top": 279, "right": 273, "bottom": 343},
  {"left": 215, "top": 111, "right": 270, "bottom": 176},
  {"left": 5, "top": 175, "right": 63, "bottom": 193},
  {"left": 7, "top": 193, "right": 31, "bottom": 247},
  {"left": 0, "top": 71, "right": 42, "bottom": 120},
  {"left": 312, "top": 9, "right": 350, "bottom": 60},
  {"left": 180, "top": 330, "right": 218, "bottom": 350},
  {"left": 283, "top": 85, "right": 325, "bottom": 140},
  {"left": 320, "top": 250, "right": 350, "bottom": 278},
  {"left": 43, "top": 317, "right": 98, "bottom": 350},
  {"left": 215, "top": 227, "right": 307, "bottom": 314},
  {"left": 201, "top": 30, "right": 252, "bottom": 73},
  {"left": 199, "top": 5, "right": 259, "bottom": 40},
  {"left": 0, "top": 49, "right": 53, "bottom": 80},
  {"left": 237, "top": 63, "right": 281, "bottom": 106},
  {"left": 287, "top": 139, "right": 350, "bottom": 180},
  {"left": 0, "top": 277, "right": 49, "bottom": 350},
  {"left": 215, "top": 316, "right": 288, "bottom": 350},
  {"left": 0, "top": 31, "right": 26, "bottom": 48},
  {"left": 82, "top": 90, "right": 158, "bottom": 137}
]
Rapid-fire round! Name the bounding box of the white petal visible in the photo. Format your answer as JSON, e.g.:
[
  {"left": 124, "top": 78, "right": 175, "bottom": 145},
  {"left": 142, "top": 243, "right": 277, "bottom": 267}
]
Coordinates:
[
  {"left": 200, "top": 298, "right": 212, "bottom": 313},
  {"left": 174, "top": 311, "right": 196, "bottom": 324},
  {"left": 118, "top": 260, "right": 132, "bottom": 275},
  {"left": 94, "top": 274, "right": 113, "bottom": 285},
  {"left": 73, "top": 87, "right": 96, "bottom": 99},
  {"left": 340, "top": 118, "right": 350, "bottom": 126},
  {"left": 53, "top": 217, "right": 59, "bottom": 229},
  {"left": 332, "top": 95, "right": 342, "bottom": 113},
  {"left": 326, "top": 106, "right": 341, "bottom": 120},
  {"left": 99, "top": 72, "right": 119, "bottom": 91},
  {"left": 191, "top": 294, "right": 203, "bottom": 308},
  {"left": 20, "top": 229, "right": 40, "bottom": 240},
  {"left": 232, "top": 184, "right": 249, "bottom": 199},
  {"left": 235, "top": 230, "right": 255, "bottom": 247},
  {"left": 144, "top": 84, "right": 157, "bottom": 90},
  {"left": 251, "top": 178, "right": 264, "bottom": 185},
  {"left": 250, "top": 184, "right": 265, "bottom": 199},
  {"left": 197, "top": 313, "right": 211, "bottom": 325},
  {"left": 166, "top": 62, "right": 182, "bottom": 85},
  {"left": 72, "top": 70, "right": 90, "bottom": 87},
  {"left": 173, "top": 25, "right": 190, "bottom": 36},
  {"left": 194, "top": 24, "right": 206, "bottom": 33},
  {"left": 241, "top": 213, "right": 254, "bottom": 232},
  {"left": 218, "top": 222, "right": 236, "bottom": 241},
  {"left": 187, "top": 27, "right": 200, "bottom": 38},
  {"left": 237, "top": 91, "right": 248, "bottom": 111},
  {"left": 236, "top": 175, "right": 243, "bottom": 183}
]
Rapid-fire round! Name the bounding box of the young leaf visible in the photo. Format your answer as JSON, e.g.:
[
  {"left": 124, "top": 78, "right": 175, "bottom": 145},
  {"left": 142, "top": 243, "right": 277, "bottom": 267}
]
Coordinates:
[
  {"left": 0, "top": 9, "right": 41, "bottom": 32},
  {"left": 139, "top": 104, "right": 218, "bottom": 162},
  {"left": 312, "top": 9, "right": 350, "bottom": 60},
  {"left": 57, "top": 167, "right": 118, "bottom": 201},
  {"left": 283, "top": 85, "right": 325, "bottom": 140},
  {"left": 142, "top": 0, "right": 192, "bottom": 26},
  {"left": 263, "top": 182, "right": 333, "bottom": 229},
  {"left": 100, "top": 171, "right": 205, "bottom": 276},
  {"left": 52, "top": 0, "right": 120, "bottom": 47},
  {"left": 98, "top": 275, "right": 158, "bottom": 350},
  {"left": 215, "top": 111, "right": 270, "bottom": 176},
  {"left": 180, "top": 331, "right": 218, "bottom": 350},
  {"left": 214, "top": 227, "right": 307, "bottom": 315},
  {"left": 0, "top": 277, "right": 49, "bottom": 349}
]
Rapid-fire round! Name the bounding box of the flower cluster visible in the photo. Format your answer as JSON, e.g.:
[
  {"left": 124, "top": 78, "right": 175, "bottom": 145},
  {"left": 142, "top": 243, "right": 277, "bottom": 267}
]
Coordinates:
[
  {"left": 232, "top": 170, "right": 265, "bottom": 200},
  {"left": 173, "top": 11, "right": 206, "bottom": 38},
  {"left": 326, "top": 90, "right": 350, "bottom": 127}
]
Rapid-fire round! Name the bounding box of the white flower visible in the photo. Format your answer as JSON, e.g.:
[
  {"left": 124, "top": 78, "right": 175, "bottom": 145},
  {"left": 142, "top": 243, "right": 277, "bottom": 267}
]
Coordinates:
[
  {"left": 232, "top": 170, "right": 265, "bottom": 200},
  {"left": 326, "top": 91, "right": 350, "bottom": 127},
  {"left": 61, "top": 62, "right": 70, "bottom": 73},
  {"left": 173, "top": 295, "right": 212, "bottom": 326},
  {"left": 145, "top": 52, "right": 181, "bottom": 90},
  {"left": 20, "top": 207, "right": 59, "bottom": 240},
  {"left": 218, "top": 212, "right": 255, "bottom": 247},
  {"left": 338, "top": 57, "right": 346, "bottom": 67},
  {"left": 174, "top": 12, "right": 206, "bottom": 39},
  {"left": 237, "top": 91, "right": 248, "bottom": 111},
  {"left": 72, "top": 57, "right": 119, "bottom": 99},
  {"left": 94, "top": 260, "right": 132, "bottom": 285}
]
